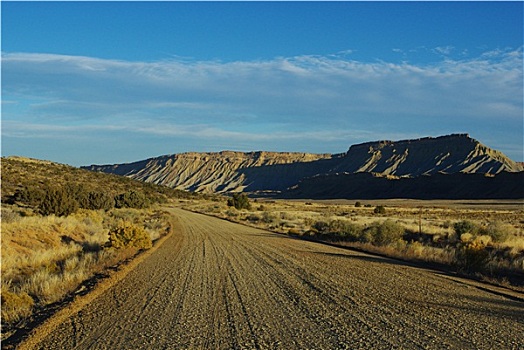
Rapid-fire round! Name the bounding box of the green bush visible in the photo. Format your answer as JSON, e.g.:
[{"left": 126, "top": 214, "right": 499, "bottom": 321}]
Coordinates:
[
  {"left": 86, "top": 191, "right": 114, "bottom": 210},
  {"left": 246, "top": 214, "right": 260, "bottom": 222},
  {"left": 114, "top": 190, "right": 150, "bottom": 209},
  {"left": 13, "top": 186, "right": 46, "bottom": 207},
  {"left": 12, "top": 183, "right": 116, "bottom": 215},
  {"left": 261, "top": 211, "right": 277, "bottom": 224},
  {"left": 361, "top": 220, "right": 405, "bottom": 245},
  {"left": 453, "top": 220, "right": 478, "bottom": 237},
  {"left": 355, "top": 201, "right": 362, "bottom": 208},
  {"left": 108, "top": 221, "right": 152, "bottom": 249},
  {"left": 312, "top": 221, "right": 330, "bottom": 234},
  {"left": 328, "top": 220, "right": 362, "bottom": 240},
  {"left": 374, "top": 205, "right": 386, "bottom": 214},
  {"left": 226, "top": 193, "right": 251, "bottom": 210},
  {"left": 483, "top": 221, "right": 512, "bottom": 243},
  {"left": 39, "top": 186, "right": 79, "bottom": 216},
  {"left": 309, "top": 220, "right": 363, "bottom": 240}
]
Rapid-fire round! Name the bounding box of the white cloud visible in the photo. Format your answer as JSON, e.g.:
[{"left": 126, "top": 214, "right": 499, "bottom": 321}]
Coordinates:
[
  {"left": 2, "top": 48, "right": 523, "bottom": 162},
  {"left": 3, "top": 50, "right": 522, "bottom": 121},
  {"left": 432, "top": 46, "right": 455, "bottom": 56}
]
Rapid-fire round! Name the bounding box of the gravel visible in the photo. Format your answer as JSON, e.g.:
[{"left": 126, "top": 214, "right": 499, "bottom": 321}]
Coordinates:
[{"left": 31, "top": 208, "right": 524, "bottom": 349}]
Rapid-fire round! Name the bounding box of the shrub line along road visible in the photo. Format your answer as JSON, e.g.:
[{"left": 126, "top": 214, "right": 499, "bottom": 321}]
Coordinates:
[{"left": 27, "top": 208, "right": 523, "bottom": 349}]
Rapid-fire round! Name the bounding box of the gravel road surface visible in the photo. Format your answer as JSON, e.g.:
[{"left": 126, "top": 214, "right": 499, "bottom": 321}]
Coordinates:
[{"left": 31, "top": 208, "right": 523, "bottom": 349}]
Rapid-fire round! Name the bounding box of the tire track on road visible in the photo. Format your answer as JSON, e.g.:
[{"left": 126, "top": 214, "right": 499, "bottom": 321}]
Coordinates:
[{"left": 27, "top": 207, "right": 524, "bottom": 350}]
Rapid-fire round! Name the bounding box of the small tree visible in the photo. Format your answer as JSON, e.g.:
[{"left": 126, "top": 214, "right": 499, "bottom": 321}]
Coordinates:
[
  {"left": 39, "top": 186, "right": 79, "bottom": 216},
  {"left": 227, "top": 193, "right": 251, "bottom": 210},
  {"left": 374, "top": 205, "right": 386, "bottom": 214}
]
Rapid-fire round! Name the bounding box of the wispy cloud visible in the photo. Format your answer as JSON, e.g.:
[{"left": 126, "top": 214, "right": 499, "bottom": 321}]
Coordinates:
[
  {"left": 2, "top": 48, "right": 523, "bottom": 163},
  {"left": 432, "top": 45, "right": 455, "bottom": 56},
  {"left": 3, "top": 120, "right": 376, "bottom": 145}
]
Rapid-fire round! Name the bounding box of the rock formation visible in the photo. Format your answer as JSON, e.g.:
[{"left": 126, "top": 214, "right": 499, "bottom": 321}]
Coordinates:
[{"left": 83, "top": 134, "right": 523, "bottom": 199}]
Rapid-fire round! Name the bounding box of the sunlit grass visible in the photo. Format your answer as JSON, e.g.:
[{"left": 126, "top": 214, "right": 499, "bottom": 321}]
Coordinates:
[{"left": 1, "top": 206, "right": 171, "bottom": 333}]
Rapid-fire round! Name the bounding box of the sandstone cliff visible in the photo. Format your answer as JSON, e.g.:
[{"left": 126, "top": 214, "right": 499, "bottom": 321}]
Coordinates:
[
  {"left": 334, "top": 134, "right": 521, "bottom": 175},
  {"left": 84, "top": 151, "right": 334, "bottom": 193},
  {"left": 83, "top": 134, "right": 523, "bottom": 198}
]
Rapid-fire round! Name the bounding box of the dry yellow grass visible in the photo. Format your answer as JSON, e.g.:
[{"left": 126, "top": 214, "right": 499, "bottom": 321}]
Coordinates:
[{"left": 1, "top": 206, "right": 172, "bottom": 335}]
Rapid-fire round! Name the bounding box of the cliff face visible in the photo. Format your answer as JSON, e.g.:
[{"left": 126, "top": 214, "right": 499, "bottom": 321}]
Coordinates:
[
  {"left": 83, "top": 134, "right": 523, "bottom": 198},
  {"left": 333, "top": 134, "right": 522, "bottom": 175},
  {"left": 84, "top": 151, "right": 334, "bottom": 193}
]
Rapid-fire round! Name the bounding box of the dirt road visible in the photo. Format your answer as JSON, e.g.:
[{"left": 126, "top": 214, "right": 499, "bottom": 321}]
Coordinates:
[{"left": 30, "top": 208, "right": 523, "bottom": 349}]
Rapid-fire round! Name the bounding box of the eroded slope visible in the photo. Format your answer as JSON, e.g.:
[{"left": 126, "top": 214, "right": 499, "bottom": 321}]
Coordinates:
[{"left": 84, "top": 134, "right": 523, "bottom": 194}]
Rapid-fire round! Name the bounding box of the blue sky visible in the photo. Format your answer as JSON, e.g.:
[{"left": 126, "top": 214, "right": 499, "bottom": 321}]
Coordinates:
[{"left": 2, "top": 1, "right": 523, "bottom": 166}]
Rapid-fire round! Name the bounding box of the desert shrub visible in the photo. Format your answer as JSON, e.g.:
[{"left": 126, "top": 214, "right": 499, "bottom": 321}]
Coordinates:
[
  {"left": 225, "top": 209, "right": 238, "bottom": 217},
  {"left": 312, "top": 221, "right": 330, "bottom": 234},
  {"left": 361, "top": 220, "right": 405, "bottom": 245},
  {"left": 80, "top": 191, "right": 115, "bottom": 211},
  {"left": 13, "top": 186, "right": 46, "bottom": 207},
  {"left": 453, "top": 220, "right": 479, "bottom": 237},
  {"left": 483, "top": 221, "right": 512, "bottom": 243},
  {"left": 1, "top": 287, "right": 34, "bottom": 324},
  {"left": 374, "top": 205, "right": 386, "bottom": 214},
  {"left": 280, "top": 212, "right": 296, "bottom": 221},
  {"left": 355, "top": 201, "right": 362, "bottom": 208},
  {"left": 262, "top": 211, "right": 277, "bottom": 224},
  {"left": 109, "top": 208, "right": 142, "bottom": 225},
  {"left": 11, "top": 184, "right": 113, "bottom": 215},
  {"left": 226, "top": 193, "right": 251, "bottom": 210},
  {"left": 246, "top": 214, "right": 260, "bottom": 222},
  {"left": 108, "top": 221, "right": 152, "bottom": 249},
  {"left": 454, "top": 238, "right": 490, "bottom": 272},
  {"left": 39, "top": 186, "right": 79, "bottom": 216},
  {"left": 328, "top": 220, "right": 362, "bottom": 240},
  {"left": 114, "top": 190, "right": 150, "bottom": 209}
]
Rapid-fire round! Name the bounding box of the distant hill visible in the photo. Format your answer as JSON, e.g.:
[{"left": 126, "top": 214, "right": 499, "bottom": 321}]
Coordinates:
[
  {"left": 1, "top": 156, "right": 196, "bottom": 212},
  {"left": 84, "top": 151, "right": 335, "bottom": 193},
  {"left": 331, "top": 134, "right": 521, "bottom": 175},
  {"left": 83, "top": 134, "right": 524, "bottom": 199}
]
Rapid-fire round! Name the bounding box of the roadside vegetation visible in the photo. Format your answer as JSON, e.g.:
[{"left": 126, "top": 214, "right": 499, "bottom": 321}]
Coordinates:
[
  {"left": 2, "top": 156, "right": 522, "bottom": 340},
  {"left": 186, "top": 195, "right": 524, "bottom": 290},
  {"left": 0, "top": 157, "right": 197, "bottom": 338}
]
